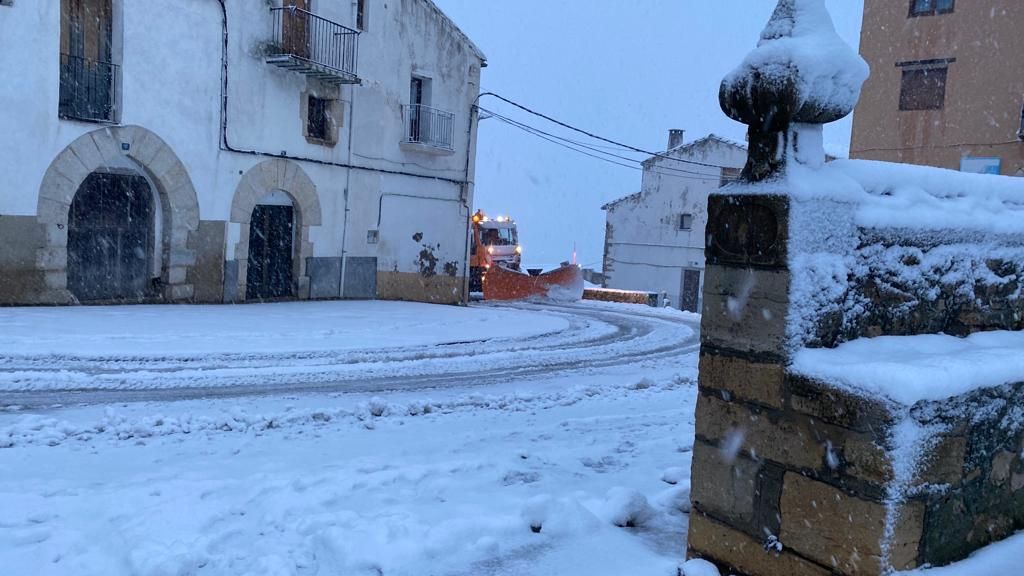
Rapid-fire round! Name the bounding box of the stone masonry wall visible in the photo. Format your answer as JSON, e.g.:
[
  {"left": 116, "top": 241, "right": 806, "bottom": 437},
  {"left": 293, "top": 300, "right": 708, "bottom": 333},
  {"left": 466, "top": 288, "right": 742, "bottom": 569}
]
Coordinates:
[{"left": 688, "top": 192, "right": 1024, "bottom": 575}]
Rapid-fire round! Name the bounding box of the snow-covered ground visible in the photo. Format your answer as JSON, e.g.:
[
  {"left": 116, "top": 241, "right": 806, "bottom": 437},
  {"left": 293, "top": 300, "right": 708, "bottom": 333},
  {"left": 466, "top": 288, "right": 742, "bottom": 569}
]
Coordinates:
[
  {"left": 2, "top": 299, "right": 1019, "bottom": 576},
  {"left": 0, "top": 300, "right": 700, "bottom": 576}
]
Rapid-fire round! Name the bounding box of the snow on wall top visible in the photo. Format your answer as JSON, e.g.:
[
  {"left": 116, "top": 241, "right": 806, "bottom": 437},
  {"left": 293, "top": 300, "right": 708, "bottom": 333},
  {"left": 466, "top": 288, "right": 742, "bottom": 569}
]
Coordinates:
[
  {"left": 833, "top": 160, "right": 1024, "bottom": 236},
  {"left": 724, "top": 158, "right": 1024, "bottom": 236},
  {"left": 791, "top": 331, "right": 1024, "bottom": 405},
  {"left": 721, "top": 0, "right": 869, "bottom": 121}
]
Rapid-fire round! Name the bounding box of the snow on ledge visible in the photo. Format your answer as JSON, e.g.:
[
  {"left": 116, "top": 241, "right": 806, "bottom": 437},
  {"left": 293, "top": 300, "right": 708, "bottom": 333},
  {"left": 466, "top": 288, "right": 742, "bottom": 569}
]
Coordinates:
[
  {"left": 791, "top": 331, "right": 1024, "bottom": 405},
  {"left": 719, "top": 159, "right": 1024, "bottom": 236}
]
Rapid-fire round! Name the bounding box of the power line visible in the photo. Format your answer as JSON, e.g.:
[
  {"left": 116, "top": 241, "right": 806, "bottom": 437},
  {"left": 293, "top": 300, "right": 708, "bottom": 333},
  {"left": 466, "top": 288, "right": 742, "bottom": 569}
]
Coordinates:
[
  {"left": 480, "top": 107, "right": 727, "bottom": 179},
  {"left": 478, "top": 92, "right": 738, "bottom": 171},
  {"left": 479, "top": 107, "right": 739, "bottom": 184}
]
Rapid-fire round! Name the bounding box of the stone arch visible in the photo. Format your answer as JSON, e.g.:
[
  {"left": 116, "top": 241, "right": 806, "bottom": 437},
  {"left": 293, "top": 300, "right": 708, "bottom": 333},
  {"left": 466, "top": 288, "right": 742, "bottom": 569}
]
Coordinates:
[
  {"left": 36, "top": 125, "right": 200, "bottom": 303},
  {"left": 230, "top": 159, "right": 321, "bottom": 300}
]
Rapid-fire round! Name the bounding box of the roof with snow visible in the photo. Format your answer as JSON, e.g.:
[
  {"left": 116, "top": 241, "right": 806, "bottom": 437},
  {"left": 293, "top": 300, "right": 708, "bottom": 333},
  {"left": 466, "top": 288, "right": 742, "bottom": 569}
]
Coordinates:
[{"left": 643, "top": 134, "right": 746, "bottom": 169}]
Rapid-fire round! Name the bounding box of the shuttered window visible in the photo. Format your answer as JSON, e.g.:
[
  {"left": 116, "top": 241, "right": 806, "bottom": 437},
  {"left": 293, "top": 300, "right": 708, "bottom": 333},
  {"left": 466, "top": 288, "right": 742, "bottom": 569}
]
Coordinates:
[{"left": 899, "top": 67, "right": 947, "bottom": 111}]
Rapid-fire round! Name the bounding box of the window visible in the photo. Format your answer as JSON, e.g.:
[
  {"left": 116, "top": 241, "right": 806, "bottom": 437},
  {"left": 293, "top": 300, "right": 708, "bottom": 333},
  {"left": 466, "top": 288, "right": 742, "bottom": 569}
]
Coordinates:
[
  {"left": 357, "top": 0, "right": 367, "bottom": 30},
  {"left": 719, "top": 167, "right": 741, "bottom": 188},
  {"left": 59, "top": 0, "right": 118, "bottom": 122},
  {"left": 679, "top": 214, "right": 694, "bottom": 231},
  {"left": 899, "top": 66, "right": 948, "bottom": 111},
  {"left": 910, "top": 0, "right": 954, "bottom": 16},
  {"left": 307, "top": 96, "right": 333, "bottom": 142},
  {"left": 0, "top": 1, "right": 13, "bottom": 6}
]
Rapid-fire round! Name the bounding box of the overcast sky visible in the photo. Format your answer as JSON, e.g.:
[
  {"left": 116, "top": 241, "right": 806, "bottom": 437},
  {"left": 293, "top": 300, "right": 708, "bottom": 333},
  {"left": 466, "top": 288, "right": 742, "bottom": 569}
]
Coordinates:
[{"left": 432, "top": 0, "right": 865, "bottom": 270}]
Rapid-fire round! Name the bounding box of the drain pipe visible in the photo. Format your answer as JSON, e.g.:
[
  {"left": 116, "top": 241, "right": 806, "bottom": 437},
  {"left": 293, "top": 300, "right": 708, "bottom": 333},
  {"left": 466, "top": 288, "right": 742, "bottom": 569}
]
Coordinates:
[{"left": 339, "top": 80, "right": 357, "bottom": 299}]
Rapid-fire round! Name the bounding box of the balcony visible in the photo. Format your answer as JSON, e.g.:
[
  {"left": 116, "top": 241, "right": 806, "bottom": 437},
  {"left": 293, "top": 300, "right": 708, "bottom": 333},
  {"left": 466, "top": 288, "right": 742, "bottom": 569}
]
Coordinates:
[
  {"left": 267, "top": 6, "right": 360, "bottom": 85},
  {"left": 59, "top": 53, "right": 118, "bottom": 123},
  {"left": 402, "top": 104, "right": 456, "bottom": 153}
]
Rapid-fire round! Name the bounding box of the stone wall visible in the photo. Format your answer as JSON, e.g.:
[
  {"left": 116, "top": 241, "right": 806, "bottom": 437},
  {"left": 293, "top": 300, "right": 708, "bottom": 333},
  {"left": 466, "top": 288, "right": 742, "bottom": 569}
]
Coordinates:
[{"left": 688, "top": 192, "right": 1024, "bottom": 575}]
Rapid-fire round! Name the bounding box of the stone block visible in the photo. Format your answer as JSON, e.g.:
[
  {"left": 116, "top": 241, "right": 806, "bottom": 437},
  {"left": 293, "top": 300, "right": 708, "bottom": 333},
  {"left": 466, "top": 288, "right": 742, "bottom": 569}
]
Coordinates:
[
  {"left": 223, "top": 260, "right": 240, "bottom": 303},
  {"left": 695, "top": 392, "right": 827, "bottom": 472},
  {"left": 90, "top": 131, "right": 124, "bottom": 166},
  {"left": 701, "top": 289, "right": 789, "bottom": 357},
  {"left": 690, "top": 439, "right": 760, "bottom": 529},
  {"left": 188, "top": 221, "right": 226, "bottom": 304},
  {"left": 706, "top": 194, "right": 790, "bottom": 268},
  {"left": 165, "top": 283, "right": 194, "bottom": 302},
  {"left": 916, "top": 436, "right": 967, "bottom": 487},
  {"left": 146, "top": 147, "right": 179, "bottom": 183},
  {"left": 842, "top": 435, "right": 894, "bottom": 486},
  {"left": 699, "top": 351, "right": 784, "bottom": 409},
  {"left": 129, "top": 130, "right": 165, "bottom": 167},
  {"left": 779, "top": 472, "right": 923, "bottom": 574},
  {"left": 68, "top": 135, "right": 105, "bottom": 172},
  {"left": 703, "top": 264, "right": 790, "bottom": 301},
  {"left": 688, "top": 512, "right": 832, "bottom": 576},
  {"left": 37, "top": 187, "right": 73, "bottom": 224},
  {"left": 787, "top": 374, "right": 896, "bottom": 432}
]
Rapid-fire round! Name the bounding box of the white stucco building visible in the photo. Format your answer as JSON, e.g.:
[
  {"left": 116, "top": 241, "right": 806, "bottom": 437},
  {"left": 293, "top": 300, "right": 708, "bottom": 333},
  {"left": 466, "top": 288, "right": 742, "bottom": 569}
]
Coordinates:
[
  {"left": 601, "top": 133, "right": 746, "bottom": 312},
  {"left": 0, "top": 0, "right": 484, "bottom": 305}
]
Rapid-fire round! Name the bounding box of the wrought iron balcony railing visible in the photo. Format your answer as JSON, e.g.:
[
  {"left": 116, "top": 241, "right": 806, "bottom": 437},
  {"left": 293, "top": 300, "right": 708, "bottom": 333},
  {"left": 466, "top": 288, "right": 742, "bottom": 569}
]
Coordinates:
[
  {"left": 404, "top": 104, "right": 455, "bottom": 151},
  {"left": 267, "top": 6, "right": 360, "bottom": 85},
  {"left": 59, "top": 53, "right": 118, "bottom": 123}
]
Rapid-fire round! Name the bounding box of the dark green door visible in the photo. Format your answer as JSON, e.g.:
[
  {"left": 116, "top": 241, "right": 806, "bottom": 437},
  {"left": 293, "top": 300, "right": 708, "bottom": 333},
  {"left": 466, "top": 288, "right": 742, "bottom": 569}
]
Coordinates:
[{"left": 246, "top": 205, "right": 295, "bottom": 300}]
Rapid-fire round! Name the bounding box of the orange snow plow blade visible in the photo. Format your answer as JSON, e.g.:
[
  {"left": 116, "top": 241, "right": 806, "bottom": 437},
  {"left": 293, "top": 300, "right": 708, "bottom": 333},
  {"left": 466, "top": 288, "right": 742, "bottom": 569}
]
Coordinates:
[{"left": 482, "top": 263, "right": 584, "bottom": 301}]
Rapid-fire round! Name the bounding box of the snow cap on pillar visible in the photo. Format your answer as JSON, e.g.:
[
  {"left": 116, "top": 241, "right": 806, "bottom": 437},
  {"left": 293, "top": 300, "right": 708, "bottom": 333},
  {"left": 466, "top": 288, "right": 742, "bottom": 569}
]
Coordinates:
[{"left": 720, "top": 0, "right": 869, "bottom": 181}]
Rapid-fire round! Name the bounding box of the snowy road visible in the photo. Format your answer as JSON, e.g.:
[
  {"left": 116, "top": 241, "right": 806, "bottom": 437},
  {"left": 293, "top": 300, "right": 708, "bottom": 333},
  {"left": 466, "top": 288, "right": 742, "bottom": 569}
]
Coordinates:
[
  {"left": 0, "top": 300, "right": 702, "bottom": 576},
  {"left": 0, "top": 301, "right": 699, "bottom": 409}
]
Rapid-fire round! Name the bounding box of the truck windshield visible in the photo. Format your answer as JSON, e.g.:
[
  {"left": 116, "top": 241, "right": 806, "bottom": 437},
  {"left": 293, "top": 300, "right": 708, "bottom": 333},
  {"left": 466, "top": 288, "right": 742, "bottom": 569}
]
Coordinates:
[{"left": 481, "top": 228, "right": 516, "bottom": 246}]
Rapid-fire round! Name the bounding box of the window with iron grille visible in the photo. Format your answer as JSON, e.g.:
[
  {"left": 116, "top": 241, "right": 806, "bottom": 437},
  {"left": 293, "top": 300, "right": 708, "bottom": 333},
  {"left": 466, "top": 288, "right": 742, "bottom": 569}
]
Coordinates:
[
  {"left": 910, "top": 0, "right": 954, "bottom": 16},
  {"left": 899, "top": 67, "right": 948, "bottom": 111},
  {"left": 679, "top": 214, "right": 694, "bottom": 231},
  {"left": 307, "top": 96, "right": 332, "bottom": 142}
]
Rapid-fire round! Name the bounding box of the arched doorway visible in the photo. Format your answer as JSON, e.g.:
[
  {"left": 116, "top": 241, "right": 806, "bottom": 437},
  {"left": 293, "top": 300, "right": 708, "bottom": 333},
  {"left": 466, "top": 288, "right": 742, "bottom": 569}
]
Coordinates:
[
  {"left": 67, "top": 171, "right": 155, "bottom": 302},
  {"left": 230, "top": 159, "right": 321, "bottom": 302},
  {"left": 246, "top": 191, "right": 296, "bottom": 300}
]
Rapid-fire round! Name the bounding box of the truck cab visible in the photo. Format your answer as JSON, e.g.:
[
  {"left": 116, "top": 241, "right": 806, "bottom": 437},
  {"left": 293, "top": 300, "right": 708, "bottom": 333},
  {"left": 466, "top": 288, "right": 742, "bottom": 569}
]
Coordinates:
[{"left": 470, "top": 210, "right": 521, "bottom": 292}]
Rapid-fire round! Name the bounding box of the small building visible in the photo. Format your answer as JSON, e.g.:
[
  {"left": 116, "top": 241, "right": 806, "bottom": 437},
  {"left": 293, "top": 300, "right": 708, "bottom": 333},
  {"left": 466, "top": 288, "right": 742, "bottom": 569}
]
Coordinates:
[
  {"left": 601, "top": 133, "right": 745, "bottom": 312},
  {"left": 0, "top": 0, "right": 485, "bottom": 306},
  {"left": 851, "top": 0, "right": 1024, "bottom": 175}
]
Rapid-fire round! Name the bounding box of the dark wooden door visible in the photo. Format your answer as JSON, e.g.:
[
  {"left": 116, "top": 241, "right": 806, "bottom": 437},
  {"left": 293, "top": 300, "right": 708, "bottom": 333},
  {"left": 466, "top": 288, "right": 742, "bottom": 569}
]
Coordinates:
[
  {"left": 247, "top": 205, "right": 295, "bottom": 300},
  {"left": 67, "top": 172, "right": 153, "bottom": 302},
  {"left": 680, "top": 269, "right": 701, "bottom": 313},
  {"left": 282, "top": 0, "right": 310, "bottom": 59}
]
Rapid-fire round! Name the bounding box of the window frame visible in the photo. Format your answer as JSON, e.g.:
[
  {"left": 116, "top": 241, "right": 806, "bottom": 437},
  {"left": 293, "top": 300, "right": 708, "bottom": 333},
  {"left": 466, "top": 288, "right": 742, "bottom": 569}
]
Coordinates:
[
  {"left": 909, "top": 0, "right": 954, "bottom": 17},
  {"left": 897, "top": 61, "right": 950, "bottom": 111},
  {"left": 678, "top": 213, "right": 694, "bottom": 231},
  {"left": 356, "top": 0, "right": 367, "bottom": 30}
]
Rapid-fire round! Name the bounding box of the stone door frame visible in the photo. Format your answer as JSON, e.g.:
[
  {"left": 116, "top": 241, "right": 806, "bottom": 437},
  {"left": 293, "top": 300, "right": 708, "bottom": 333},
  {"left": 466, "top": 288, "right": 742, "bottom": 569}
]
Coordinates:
[
  {"left": 36, "top": 125, "right": 200, "bottom": 303},
  {"left": 229, "top": 159, "right": 321, "bottom": 301}
]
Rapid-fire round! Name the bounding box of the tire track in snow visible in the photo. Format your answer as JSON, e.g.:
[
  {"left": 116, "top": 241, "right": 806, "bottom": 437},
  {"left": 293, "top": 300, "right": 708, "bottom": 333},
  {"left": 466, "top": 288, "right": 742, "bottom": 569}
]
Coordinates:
[{"left": 0, "top": 302, "right": 699, "bottom": 408}]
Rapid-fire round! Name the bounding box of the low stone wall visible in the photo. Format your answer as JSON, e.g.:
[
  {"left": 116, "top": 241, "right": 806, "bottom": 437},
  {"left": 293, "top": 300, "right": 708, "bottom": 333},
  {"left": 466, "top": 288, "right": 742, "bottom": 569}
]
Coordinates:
[
  {"left": 582, "top": 288, "right": 659, "bottom": 307},
  {"left": 688, "top": 191, "right": 1024, "bottom": 575},
  {"left": 693, "top": 353, "right": 1024, "bottom": 575}
]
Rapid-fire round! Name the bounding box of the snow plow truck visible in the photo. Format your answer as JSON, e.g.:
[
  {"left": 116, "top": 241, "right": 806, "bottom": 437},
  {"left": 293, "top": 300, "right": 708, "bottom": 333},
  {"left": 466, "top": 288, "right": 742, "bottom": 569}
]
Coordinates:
[{"left": 470, "top": 210, "right": 583, "bottom": 301}]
